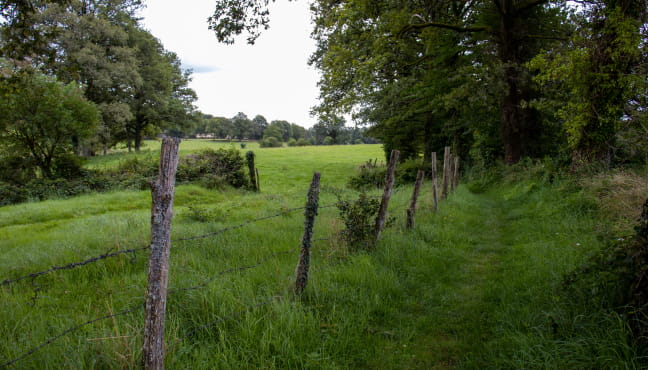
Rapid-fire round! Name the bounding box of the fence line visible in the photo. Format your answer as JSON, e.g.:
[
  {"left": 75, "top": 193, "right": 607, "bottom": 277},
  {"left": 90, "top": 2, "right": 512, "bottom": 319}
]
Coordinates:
[
  {"left": 1, "top": 242, "right": 310, "bottom": 368},
  {"left": 1, "top": 203, "right": 341, "bottom": 289},
  {"left": 0, "top": 246, "right": 150, "bottom": 288},
  {"left": 1, "top": 144, "right": 461, "bottom": 367}
]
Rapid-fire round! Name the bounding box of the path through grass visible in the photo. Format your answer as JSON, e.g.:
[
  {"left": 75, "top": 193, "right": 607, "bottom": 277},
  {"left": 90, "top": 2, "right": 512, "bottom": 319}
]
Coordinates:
[{"left": 1, "top": 142, "right": 641, "bottom": 368}]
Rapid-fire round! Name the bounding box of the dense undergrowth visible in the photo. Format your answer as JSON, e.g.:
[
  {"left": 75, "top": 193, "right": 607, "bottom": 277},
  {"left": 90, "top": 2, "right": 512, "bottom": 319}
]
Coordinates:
[{"left": 1, "top": 143, "right": 646, "bottom": 368}]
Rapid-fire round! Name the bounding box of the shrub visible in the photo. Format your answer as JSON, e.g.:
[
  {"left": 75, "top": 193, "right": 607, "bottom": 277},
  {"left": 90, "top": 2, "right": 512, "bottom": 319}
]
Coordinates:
[
  {"left": 0, "top": 154, "right": 36, "bottom": 184},
  {"left": 0, "top": 182, "right": 28, "bottom": 205},
  {"left": 176, "top": 148, "right": 248, "bottom": 188},
  {"left": 348, "top": 159, "right": 386, "bottom": 190},
  {"left": 287, "top": 138, "right": 297, "bottom": 147},
  {"left": 296, "top": 138, "right": 309, "bottom": 146},
  {"left": 260, "top": 136, "right": 282, "bottom": 148},
  {"left": 323, "top": 136, "right": 335, "bottom": 145},
  {"left": 52, "top": 153, "right": 86, "bottom": 179},
  {"left": 336, "top": 193, "right": 381, "bottom": 251},
  {"left": 396, "top": 158, "right": 427, "bottom": 184}
]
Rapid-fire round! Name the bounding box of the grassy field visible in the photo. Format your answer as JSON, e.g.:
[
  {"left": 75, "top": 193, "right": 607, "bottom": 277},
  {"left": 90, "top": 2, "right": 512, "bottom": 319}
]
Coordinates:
[{"left": 0, "top": 140, "right": 644, "bottom": 368}]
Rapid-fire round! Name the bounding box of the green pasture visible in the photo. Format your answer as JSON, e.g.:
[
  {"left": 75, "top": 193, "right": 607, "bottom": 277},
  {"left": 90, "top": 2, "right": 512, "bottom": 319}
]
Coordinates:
[{"left": 0, "top": 142, "right": 643, "bottom": 368}]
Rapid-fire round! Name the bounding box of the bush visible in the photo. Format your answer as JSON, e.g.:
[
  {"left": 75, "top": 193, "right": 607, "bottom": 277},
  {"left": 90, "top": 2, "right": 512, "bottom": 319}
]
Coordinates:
[
  {"left": 287, "top": 138, "right": 297, "bottom": 147},
  {"left": 176, "top": 148, "right": 248, "bottom": 188},
  {"left": 297, "top": 138, "right": 309, "bottom": 146},
  {"left": 323, "top": 136, "right": 335, "bottom": 145},
  {"left": 0, "top": 154, "right": 36, "bottom": 184},
  {"left": 348, "top": 159, "right": 386, "bottom": 190},
  {"left": 52, "top": 153, "right": 86, "bottom": 179},
  {"left": 260, "top": 136, "right": 282, "bottom": 148},
  {"left": 396, "top": 158, "right": 427, "bottom": 184},
  {"left": 0, "top": 182, "right": 28, "bottom": 205},
  {"left": 336, "top": 193, "right": 381, "bottom": 251}
]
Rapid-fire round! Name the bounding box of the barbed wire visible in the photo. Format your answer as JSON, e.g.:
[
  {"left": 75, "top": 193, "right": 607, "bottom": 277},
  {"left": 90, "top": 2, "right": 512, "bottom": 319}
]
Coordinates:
[
  {"left": 0, "top": 246, "right": 150, "bottom": 288},
  {"left": 1, "top": 204, "right": 328, "bottom": 289},
  {"left": 0, "top": 302, "right": 144, "bottom": 368}
]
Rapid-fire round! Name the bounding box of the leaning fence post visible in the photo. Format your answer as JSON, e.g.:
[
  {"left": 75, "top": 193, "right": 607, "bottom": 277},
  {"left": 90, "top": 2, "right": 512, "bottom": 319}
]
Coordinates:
[
  {"left": 246, "top": 151, "right": 257, "bottom": 191},
  {"left": 453, "top": 156, "right": 460, "bottom": 190},
  {"left": 295, "top": 172, "right": 321, "bottom": 296},
  {"left": 441, "top": 146, "right": 451, "bottom": 199},
  {"left": 375, "top": 150, "right": 400, "bottom": 242},
  {"left": 406, "top": 169, "right": 425, "bottom": 229},
  {"left": 255, "top": 168, "right": 261, "bottom": 192},
  {"left": 431, "top": 152, "right": 438, "bottom": 212},
  {"left": 143, "top": 137, "right": 180, "bottom": 370}
]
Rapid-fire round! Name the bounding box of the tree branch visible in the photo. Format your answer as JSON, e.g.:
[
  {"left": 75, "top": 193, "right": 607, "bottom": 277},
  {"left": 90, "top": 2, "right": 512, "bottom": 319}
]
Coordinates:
[
  {"left": 400, "top": 22, "right": 489, "bottom": 37},
  {"left": 524, "top": 34, "right": 569, "bottom": 41}
]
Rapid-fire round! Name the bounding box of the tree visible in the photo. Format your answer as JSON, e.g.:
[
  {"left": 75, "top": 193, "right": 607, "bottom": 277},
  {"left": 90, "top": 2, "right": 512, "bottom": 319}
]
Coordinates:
[
  {"left": 126, "top": 26, "right": 196, "bottom": 151},
  {"left": 532, "top": 1, "right": 647, "bottom": 166},
  {"left": 38, "top": 0, "right": 143, "bottom": 153},
  {"left": 231, "top": 112, "right": 252, "bottom": 140},
  {"left": 250, "top": 114, "right": 268, "bottom": 139},
  {"left": 0, "top": 70, "right": 99, "bottom": 178}
]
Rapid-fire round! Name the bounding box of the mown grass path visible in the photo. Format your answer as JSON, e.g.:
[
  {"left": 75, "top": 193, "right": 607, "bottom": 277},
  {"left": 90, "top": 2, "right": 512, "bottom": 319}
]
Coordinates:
[{"left": 362, "top": 182, "right": 610, "bottom": 369}]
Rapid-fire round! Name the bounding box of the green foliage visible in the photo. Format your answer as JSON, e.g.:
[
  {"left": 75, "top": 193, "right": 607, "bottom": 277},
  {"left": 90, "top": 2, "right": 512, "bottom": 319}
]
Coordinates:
[
  {"left": 176, "top": 148, "right": 248, "bottom": 188},
  {"left": 336, "top": 193, "right": 381, "bottom": 251},
  {"left": 1, "top": 143, "right": 646, "bottom": 367},
  {"left": 296, "top": 138, "right": 309, "bottom": 146},
  {"left": 396, "top": 158, "right": 426, "bottom": 184},
  {"left": 287, "top": 138, "right": 297, "bottom": 147},
  {"left": 564, "top": 198, "right": 648, "bottom": 348},
  {"left": 0, "top": 71, "right": 99, "bottom": 178},
  {"left": 259, "top": 136, "right": 282, "bottom": 148},
  {"left": 347, "top": 159, "right": 386, "bottom": 190}
]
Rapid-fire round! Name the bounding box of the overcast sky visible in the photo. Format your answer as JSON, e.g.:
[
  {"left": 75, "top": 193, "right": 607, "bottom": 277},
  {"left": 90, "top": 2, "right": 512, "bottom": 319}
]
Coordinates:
[{"left": 139, "top": 1, "right": 320, "bottom": 128}]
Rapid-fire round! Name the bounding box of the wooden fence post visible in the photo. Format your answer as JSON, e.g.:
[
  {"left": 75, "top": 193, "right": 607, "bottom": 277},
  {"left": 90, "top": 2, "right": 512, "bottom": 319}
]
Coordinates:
[
  {"left": 375, "top": 150, "right": 400, "bottom": 242},
  {"left": 406, "top": 169, "right": 425, "bottom": 229},
  {"left": 295, "top": 172, "right": 321, "bottom": 295},
  {"left": 143, "top": 137, "right": 180, "bottom": 370},
  {"left": 449, "top": 151, "right": 456, "bottom": 193},
  {"left": 255, "top": 168, "right": 261, "bottom": 192},
  {"left": 441, "top": 146, "right": 451, "bottom": 199},
  {"left": 246, "top": 151, "right": 257, "bottom": 191},
  {"left": 453, "top": 156, "right": 460, "bottom": 190},
  {"left": 431, "top": 152, "right": 438, "bottom": 212}
]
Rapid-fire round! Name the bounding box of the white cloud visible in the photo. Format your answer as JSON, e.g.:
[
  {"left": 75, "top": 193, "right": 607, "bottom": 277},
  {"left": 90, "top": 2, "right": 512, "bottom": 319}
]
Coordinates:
[{"left": 139, "top": 0, "right": 320, "bottom": 127}]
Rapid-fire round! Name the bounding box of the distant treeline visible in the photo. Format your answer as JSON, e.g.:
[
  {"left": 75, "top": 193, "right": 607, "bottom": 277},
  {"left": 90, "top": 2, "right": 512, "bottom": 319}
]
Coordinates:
[{"left": 187, "top": 112, "right": 378, "bottom": 146}]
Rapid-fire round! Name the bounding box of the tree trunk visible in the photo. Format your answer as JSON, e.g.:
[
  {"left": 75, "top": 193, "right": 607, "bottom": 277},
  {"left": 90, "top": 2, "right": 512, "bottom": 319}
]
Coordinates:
[{"left": 135, "top": 128, "right": 142, "bottom": 152}]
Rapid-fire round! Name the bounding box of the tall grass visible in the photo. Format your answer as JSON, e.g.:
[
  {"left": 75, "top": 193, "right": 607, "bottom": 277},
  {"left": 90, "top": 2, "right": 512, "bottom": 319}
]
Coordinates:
[{"left": 1, "top": 145, "right": 644, "bottom": 368}]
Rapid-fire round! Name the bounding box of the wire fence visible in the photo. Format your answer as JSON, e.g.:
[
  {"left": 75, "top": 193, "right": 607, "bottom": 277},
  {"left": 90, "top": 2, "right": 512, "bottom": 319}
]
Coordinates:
[{"left": 1, "top": 146, "right": 460, "bottom": 368}]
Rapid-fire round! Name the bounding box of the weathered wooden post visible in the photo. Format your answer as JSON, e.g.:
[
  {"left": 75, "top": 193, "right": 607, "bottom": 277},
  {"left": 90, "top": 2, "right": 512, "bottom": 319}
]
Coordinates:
[
  {"left": 449, "top": 151, "right": 456, "bottom": 193},
  {"left": 453, "top": 156, "right": 460, "bottom": 190},
  {"left": 431, "top": 152, "right": 439, "bottom": 212},
  {"left": 255, "top": 168, "right": 261, "bottom": 192},
  {"left": 375, "top": 150, "right": 400, "bottom": 242},
  {"left": 295, "top": 172, "right": 321, "bottom": 295},
  {"left": 246, "top": 151, "right": 257, "bottom": 191},
  {"left": 406, "top": 169, "right": 425, "bottom": 229},
  {"left": 143, "top": 137, "right": 180, "bottom": 370},
  {"left": 441, "top": 146, "right": 451, "bottom": 199}
]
